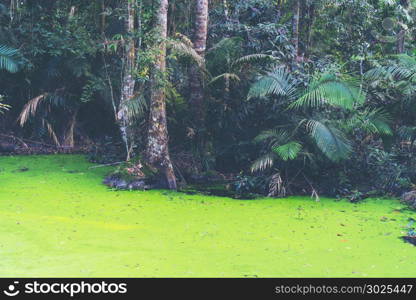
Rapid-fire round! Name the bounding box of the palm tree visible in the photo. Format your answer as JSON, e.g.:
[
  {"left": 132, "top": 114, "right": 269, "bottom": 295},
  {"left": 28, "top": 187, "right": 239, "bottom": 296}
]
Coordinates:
[
  {"left": 0, "top": 45, "right": 21, "bottom": 113},
  {"left": 365, "top": 54, "right": 416, "bottom": 147},
  {"left": 207, "top": 37, "right": 277, "bottom": 93},
  {"left": 249, "top": 67, "right": 391, "bottom": 172}
]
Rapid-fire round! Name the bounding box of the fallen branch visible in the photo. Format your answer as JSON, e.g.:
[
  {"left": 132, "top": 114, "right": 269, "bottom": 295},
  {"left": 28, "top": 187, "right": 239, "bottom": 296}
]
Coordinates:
[
  {"left": 0, "top": 134, "right": 29, "bottom": 148},
  {"left": 89, "top": 162, "right": 123, "bottom": 169}
]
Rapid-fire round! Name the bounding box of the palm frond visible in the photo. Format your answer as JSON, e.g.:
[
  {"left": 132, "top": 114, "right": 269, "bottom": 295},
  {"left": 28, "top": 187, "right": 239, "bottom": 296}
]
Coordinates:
[
  {"left": 251, "top": 152, "right": 276, "bottom": 172},
  {"left": 254, "top": 128, "right": 289, "bottom": 148},
  {"left": 167, "top": 39, "right": 205, "bottom": 70},
  {"left": 206, "top": 37, "right": 243, "bottom": 55},
  {"left": 347, "top": 108, "right": 393, "bottom": 136},
  {"left": 365, "top": 109, "right": 392, "bottom": 136},
  {"left": 0, "top": 44, "right": 20, "bottom": 73},
  {"left": 18, "top": 93, "right": 48, "bottom": 127},
  {"left": 273, "top": 141, "right": 302, "bottom": 161},
  {"left": 206, "top": 37, "right": 243, "bottom": 69},
  {"left": 0, "top": 97, "right": 10, "bottom": 114},
  {"left": 290, "top": 73, "right": 365, "bottom": 110},
  {"left": 365, "top": 55, "right": 416, "bottom": 83},
  {"left": 248, "top": 67, "right": 298, "bottom": 100},
  {"left": 305, "top": 119, "right": 352, "bottom": 161},
  {"left": 398, "top": 126, "right": 416, "bottom": 142},
  {"left": 174, "top": 33, "right": 194, "bottom": 48},
  {"left": 123, "top": 94, "right": 148, "bottom": 121},
  {"left": 208, "top": 73, "right": 240, "bottom": 85},
  {"left": 232, "top": 54, "right": 278, "bottom": 68}
]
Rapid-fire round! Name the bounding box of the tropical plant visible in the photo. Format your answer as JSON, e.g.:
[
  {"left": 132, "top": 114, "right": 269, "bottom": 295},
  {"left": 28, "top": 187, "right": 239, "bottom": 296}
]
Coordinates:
[
  {"left": 0, "top": 44, "right": 20, "bottom": 73},
  {"left": 207, "top": 37, "right": 277, "bottom": 89},
  {"left": 0, "top": 45, "right": 21, "bottom": 113},
  {"left": 249, "top": 68, "right": 370, "bottom": 173}
]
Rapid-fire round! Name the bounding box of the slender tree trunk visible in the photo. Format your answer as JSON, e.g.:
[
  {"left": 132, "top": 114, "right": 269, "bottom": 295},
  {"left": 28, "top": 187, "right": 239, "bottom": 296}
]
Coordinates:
[
  {"left": 223, "top": 0, "right": 229, "bottom": 22},
  {"left": 305, "top": 2, "right": 315, "bottom": 57},
  {"left": 101, "top": 0, "right": 106, "bottom": 35},
  {"left": 292, "top": 0, "right": 301, "bottom": 62},
  {"left": 63, "top": 110, "right": 78, "bottom": 148},
  {"left": 397, "top": 29, "right": 405, "bottom": 54},
  {"left": 397, "top": 0, "right": 411, "bottom": 54},
  {"left": 146, "top": 0, "right": 177, "bottom": 190},
  {"left": 118, "top": 0, "right": 136, "bottom": 161},
  {"left": 189, "top": 0, "right": 209, "bottom": 144}
]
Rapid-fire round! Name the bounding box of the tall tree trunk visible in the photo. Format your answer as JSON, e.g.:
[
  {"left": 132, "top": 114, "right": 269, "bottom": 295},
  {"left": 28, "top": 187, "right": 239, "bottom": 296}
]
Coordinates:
[
  {"left": 146, "top": 0, "right": 177, "bottom": 190},
  {"left": 189, "top": 0, "right": 209, "bottom": 147},
  {"left": 118, "top": 0, "right": 136, "bottom": 161},
  {"left": 223, "top": 0, "right": 229, "bottom": 22},
  {"left": 396, "top": 0, "right": 411, "bottom": 54},
  {"left": 101, "top": 0, "right": 106, "bottom": 35},
  {"left": 292, "top": 0, "right": 301, "bottom": 62},
  {"left": 63, "top": 110, "right": 78, "bottom": 148},
  {"left": 305, "top": 2, "right": 315, "bottom": 58},
  {"left": 397, "top": 29, "right": 405, "bottom": 54}
]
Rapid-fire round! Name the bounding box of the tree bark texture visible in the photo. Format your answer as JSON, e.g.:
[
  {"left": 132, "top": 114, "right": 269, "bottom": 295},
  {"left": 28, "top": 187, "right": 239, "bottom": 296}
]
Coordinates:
[
  {"left": 146, "top": 0, "right": 177, "bottom": 190},
  {"left": 189, "top": 0, "right": 209, "bottom": 131},
  {"left": 118, "top": 0, "right": 136, "bottom": 160},
  {"left": 292, "top": 0, "right": 301, "bottom": 62}
]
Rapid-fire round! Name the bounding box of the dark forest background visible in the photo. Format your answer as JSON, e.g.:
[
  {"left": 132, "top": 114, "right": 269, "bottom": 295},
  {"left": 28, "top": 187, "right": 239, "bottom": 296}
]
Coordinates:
[{"left": 0, "top": 0, "right": 416, "bottom": 201}]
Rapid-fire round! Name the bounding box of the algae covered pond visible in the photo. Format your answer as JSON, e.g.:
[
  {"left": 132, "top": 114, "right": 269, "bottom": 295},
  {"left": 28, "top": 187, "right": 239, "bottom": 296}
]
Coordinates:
[{"left": 0, "top": 155, "right": 415, "bottom": 277}]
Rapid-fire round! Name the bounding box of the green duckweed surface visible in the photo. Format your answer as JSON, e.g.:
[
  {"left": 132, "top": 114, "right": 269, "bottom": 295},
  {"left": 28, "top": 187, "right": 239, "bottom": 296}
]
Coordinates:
[{"left": 0, "top": 155, "right": 415, "bottom": 277}]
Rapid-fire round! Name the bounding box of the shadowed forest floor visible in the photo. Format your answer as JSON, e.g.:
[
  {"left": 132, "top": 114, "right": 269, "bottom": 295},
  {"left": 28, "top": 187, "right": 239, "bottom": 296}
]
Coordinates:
[{"left": 0, "top": 155, "right": 414, "bottom": 277}]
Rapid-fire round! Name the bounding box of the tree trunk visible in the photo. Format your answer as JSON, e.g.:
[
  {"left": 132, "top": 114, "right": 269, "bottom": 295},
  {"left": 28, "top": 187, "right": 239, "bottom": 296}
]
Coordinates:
[
  {"left": 397, "top": 29, "right": 405, "bottom": 54},
  {"left": 189, "top": 0, "right": 209, "bottom": 145},
  {"left": 223, "top": 0, "right": 229, "bottom": 22},
  {"left": 305, "top": 2, "right": 315, "bottom": 58},
  {"left": 396, "top": 0, "right": 410, "bottom": 54},
  {"left": 292, "top": 0, "right": 301, "bottom": 62},
  {"left": 146, "top": 0, "right": 177, "bottom": 190},
  {"left": 63, "top": 110, "right": 78, "bottom": 148},
  {"left": 118, "top": 0, "right": 136, "bottom": 161},
  {"left": 101, "top": 0, "right": 106, "bottom": 35}
]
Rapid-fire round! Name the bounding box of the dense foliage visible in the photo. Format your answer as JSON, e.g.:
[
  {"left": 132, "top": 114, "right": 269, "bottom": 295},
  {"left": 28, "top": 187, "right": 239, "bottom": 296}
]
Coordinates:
[{"left": 0, "top": 0, "right": 415, "bottom": 199}]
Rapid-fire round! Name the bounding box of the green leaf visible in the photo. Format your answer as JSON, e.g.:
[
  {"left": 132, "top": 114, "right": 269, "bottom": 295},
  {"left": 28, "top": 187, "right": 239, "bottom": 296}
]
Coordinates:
[
  {"left": 273, "top": 141, "right": 302, "bottom": 161},
  {"left": 248, "top": 67, "right": 297, "bottom": 100},
  {"left": 0, "top": 45, "right": 20, "bottom": 73},
  {"left": 290, "top": 73, "right": 365, "bottom": 110},
  {"left": 305, "top": 120, "right": 352, "bottom": 161}
]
